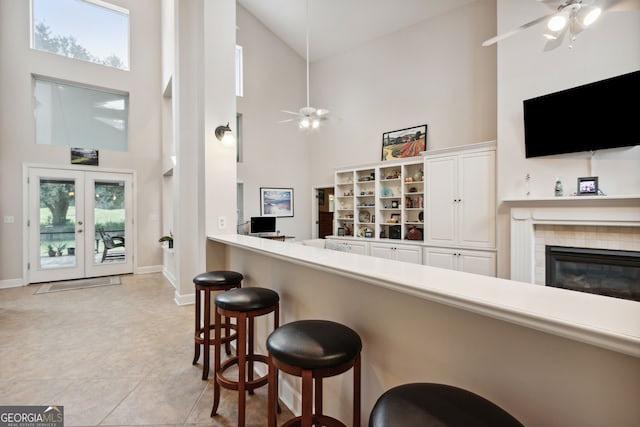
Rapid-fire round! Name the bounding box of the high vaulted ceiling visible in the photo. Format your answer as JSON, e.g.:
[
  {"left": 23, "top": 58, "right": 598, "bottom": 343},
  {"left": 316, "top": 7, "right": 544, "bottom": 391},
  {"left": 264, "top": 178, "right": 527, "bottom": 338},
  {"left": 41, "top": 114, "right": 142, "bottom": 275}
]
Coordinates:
[{"left": 237, "top": 0, "right": 478, "bottom": 62}]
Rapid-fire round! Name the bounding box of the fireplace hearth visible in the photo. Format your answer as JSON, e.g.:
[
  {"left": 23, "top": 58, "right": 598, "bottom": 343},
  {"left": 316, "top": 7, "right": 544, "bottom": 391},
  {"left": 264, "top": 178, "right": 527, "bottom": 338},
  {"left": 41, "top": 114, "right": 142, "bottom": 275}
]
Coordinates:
[{"left": 546, "top": 246, "right": 640, "bottom": 302}]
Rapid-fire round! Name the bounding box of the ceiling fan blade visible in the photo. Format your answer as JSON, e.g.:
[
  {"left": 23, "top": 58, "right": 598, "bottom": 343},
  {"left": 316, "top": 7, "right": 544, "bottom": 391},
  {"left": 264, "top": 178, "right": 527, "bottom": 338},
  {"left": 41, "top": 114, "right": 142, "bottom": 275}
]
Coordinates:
[
  {"left": 604, "top": 0, "right": 640, "bottom": 11},
  {"left": 281, "top": 110, "right": 303, "bottom": 116},
  {"left": 277, "top": 118, "right": 298, "bottom": 124},
  {"left": 482, "top": 13, "right": 554, "bottom": 46}
]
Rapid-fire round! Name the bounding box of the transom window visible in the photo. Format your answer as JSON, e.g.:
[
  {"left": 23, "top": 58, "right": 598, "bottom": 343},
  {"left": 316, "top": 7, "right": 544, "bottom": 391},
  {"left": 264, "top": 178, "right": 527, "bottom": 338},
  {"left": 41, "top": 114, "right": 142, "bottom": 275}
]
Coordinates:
[
  {"left": 34, "top": 77, "right": 129, "bottom": 151},
  {"left": 31, "top": 0, "right": 130, "bottom": 70}
]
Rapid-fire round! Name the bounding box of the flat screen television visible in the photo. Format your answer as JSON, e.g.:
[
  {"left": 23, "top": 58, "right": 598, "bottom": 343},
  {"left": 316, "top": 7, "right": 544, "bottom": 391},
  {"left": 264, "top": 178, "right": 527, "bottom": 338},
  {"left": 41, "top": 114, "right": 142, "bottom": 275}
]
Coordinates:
[
  {"left": 250, "top": 216, "right": 276, "bottom": 234},
  {"left": 523, "top": 70, "right": 640, "bottom": 158}
]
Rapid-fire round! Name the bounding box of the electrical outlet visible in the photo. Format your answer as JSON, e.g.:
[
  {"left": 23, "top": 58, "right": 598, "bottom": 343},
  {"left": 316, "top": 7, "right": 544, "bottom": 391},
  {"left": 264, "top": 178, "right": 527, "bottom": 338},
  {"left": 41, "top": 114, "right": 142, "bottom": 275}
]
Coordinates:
[
  {"left": 4, "top": 216, "right": 15, "bottom": 224},
  {"left": 218, "top": 216, "right": 226, "bottom": 229}
]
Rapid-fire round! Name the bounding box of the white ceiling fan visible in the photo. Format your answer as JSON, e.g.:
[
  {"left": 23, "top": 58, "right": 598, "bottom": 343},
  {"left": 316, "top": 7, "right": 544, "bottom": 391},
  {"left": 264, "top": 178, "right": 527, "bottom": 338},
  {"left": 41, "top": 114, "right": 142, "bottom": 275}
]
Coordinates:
[
  {"left": 482, "top": 0, "right": 639, "bottom": 51},
  {"left": 279, "top": 0, "right": 334, "bottom": 129}
]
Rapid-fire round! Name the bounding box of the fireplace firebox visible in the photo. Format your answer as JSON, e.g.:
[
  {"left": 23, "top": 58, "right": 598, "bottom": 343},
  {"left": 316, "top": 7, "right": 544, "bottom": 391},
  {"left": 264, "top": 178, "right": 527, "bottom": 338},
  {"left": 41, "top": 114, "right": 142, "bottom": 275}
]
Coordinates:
[{"left": 545, "top": 246, "right": 640, "bottom": 302}]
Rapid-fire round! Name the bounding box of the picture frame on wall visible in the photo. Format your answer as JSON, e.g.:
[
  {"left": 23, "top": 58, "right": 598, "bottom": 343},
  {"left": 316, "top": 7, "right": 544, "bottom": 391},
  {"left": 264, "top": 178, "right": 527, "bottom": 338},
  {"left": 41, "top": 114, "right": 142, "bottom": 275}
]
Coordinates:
[
  {"left": 71, "top": 147, "right": 99, "bottom": 166},
  {"left": 260, "top": 187, "right": 294, "bottom": 217},
  {"left": 381, "top": 124, "right": 427, "bottom": 161},
  {"left": 577, "top": 177, "right": 598, "bottom": 196}
]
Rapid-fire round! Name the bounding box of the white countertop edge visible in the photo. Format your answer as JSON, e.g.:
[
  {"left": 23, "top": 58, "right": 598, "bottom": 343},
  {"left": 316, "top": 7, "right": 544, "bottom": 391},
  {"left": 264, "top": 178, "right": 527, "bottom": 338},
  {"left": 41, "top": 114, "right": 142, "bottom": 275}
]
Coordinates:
[{"left": 208, "top": 234, "right": 640, "bottom": 358}]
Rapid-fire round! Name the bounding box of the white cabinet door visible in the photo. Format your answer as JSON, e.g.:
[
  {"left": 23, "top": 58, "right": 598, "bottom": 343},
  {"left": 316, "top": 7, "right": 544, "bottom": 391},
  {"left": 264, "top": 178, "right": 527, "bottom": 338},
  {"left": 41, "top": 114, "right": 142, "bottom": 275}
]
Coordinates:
[
  {"left": 458, "top": 151, "right": 496, "bottom": 248},
  {"left": 370, "top": 244, "right": 393, "bottom": 260},
  {"left": 394, "top": 246, "right": 422, "bottom": 264},
  {"left": 348, "top": 242, "right": 368, "bottom": 255},
  {"left": 370, "top": 242, "right": 422, "bottom": 264},
  {"left": 425, "top": 156, "right": 457, "bottom": 244},
  {"left": 424, "top": 247, "right": 496, "bottom": 277},
  {"left": 423, "top": 247, "right": 457, "bottom": 270}
]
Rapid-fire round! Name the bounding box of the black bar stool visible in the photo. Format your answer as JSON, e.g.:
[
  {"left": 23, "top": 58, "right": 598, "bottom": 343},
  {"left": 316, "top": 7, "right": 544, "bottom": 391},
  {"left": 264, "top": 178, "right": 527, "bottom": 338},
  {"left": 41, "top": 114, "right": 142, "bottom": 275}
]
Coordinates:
[
  {"left": 211, "top": 287, "right": 280, "bottom": 427},
  {"left": 267, "top": 319, "right": 362, "bottom": 427},
  {"left": 369, "top": 383, "right": 524, "bottom": 427},
  {"left": 192, "top": 270, "right": 243, "bottom": 380}
]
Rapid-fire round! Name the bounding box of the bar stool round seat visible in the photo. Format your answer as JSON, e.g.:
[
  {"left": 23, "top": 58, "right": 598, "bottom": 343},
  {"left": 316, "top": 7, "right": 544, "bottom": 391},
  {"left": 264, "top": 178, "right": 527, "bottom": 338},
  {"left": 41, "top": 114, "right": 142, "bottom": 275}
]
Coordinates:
[
  {"left": 369, "top": 383, "right": 524, "bottom": 427},
  {"left": 211, "top": 287, "right": 280, "bottom": 427},
  {"left": 267, "top": 319, "right": 362, "bottom": 427},
  {"left": 192, "top": 271, "right": 243, "bottom": 380}
]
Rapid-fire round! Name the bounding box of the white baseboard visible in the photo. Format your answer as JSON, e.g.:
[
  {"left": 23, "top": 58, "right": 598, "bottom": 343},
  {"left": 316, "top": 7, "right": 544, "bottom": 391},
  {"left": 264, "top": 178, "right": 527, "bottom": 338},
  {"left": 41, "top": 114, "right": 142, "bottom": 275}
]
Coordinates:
[
  {"left": 162, "top": 269, "right": 177, "bottom": 289},
  {"left": 136, "top": 264, "right": 162, "bottom": 275},
  {"left": 0, "top": 278, "right": 24, "bottom": 289},
  {"left": 174, "top": 290, "right": 194, "bottom": 305}
]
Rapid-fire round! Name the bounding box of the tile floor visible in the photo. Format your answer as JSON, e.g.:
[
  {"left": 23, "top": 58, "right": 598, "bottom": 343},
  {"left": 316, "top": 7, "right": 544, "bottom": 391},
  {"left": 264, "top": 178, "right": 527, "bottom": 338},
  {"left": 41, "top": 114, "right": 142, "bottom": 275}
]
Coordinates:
[{"left": 0, "top": 272, "right": 293, "bottom": 426}]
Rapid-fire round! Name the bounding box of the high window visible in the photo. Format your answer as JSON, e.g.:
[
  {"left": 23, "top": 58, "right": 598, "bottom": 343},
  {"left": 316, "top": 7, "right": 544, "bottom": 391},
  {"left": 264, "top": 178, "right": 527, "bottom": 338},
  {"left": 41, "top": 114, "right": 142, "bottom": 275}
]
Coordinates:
[
  {"left": 34, "top": 77, "right": 129, "bottom": 151},
  {"left": 31, "top": 0, "right": 130, "bottom": 70},
  {"left": 235, "top": 45, "right": 244, "bottom": 97}
]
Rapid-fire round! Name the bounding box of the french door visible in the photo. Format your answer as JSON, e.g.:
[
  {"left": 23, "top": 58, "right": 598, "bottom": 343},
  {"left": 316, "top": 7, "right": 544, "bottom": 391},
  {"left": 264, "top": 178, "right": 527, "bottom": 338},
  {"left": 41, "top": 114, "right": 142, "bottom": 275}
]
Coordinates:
[{"left": 27, "top": 167, "right": 133, "bottom": 283}]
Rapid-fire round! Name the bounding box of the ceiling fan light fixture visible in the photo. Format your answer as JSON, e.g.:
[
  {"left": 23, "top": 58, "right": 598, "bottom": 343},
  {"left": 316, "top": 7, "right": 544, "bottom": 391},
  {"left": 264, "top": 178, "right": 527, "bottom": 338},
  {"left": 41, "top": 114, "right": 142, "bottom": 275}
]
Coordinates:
[
  {"left": 311, "top": 119, "right": 320, "bottom": 129},
  {"left": 299, "top": 117, "right": 311, "bottom": 129},
  {"left": 579, "top": 6, "right": 602, "bottom": 26},
  {"left": 547, "top": 13, "right": 568, "bottom": 32}
]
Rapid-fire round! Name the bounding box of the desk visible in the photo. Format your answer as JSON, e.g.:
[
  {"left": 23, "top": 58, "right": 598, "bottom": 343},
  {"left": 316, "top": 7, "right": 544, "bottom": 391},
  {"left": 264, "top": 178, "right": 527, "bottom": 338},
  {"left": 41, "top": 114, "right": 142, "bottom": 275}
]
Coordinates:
[{"left": 260, "top": 235, "right": 294, "bottom": 241}]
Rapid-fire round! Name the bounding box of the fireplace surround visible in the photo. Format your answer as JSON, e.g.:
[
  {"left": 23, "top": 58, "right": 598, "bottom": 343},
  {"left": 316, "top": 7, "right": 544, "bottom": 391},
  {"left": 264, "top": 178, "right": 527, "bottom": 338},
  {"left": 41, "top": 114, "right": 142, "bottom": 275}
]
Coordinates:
[{"left": 507, "top": 196, "right": 640, "bottom": 288}]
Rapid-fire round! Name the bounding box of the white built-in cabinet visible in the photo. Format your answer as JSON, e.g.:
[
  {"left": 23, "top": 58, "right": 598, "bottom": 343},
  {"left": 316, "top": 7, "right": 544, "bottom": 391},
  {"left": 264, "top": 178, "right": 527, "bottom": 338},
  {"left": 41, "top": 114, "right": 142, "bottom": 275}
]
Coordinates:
[
  {"left": 424, "top": 145, "right": 495, "bottom": 249},
  {"left": 369, "top": 242, "right": 422, "bottom": 264},
  {"left": 423, "top": 247, "right": 496, "bottom": 277},
  {"left": 330, "top": 142, "right": 496, "bottom": 276}
]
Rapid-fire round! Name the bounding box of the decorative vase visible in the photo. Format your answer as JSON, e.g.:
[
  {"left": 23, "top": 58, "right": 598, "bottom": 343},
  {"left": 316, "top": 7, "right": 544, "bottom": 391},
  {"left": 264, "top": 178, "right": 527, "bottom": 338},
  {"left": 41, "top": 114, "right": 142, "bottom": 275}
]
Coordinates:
[
  {"left": 413, "top": 169, "right": 423, "bottom": 182},
  {"left": 407, "top": 226, "right": 422, "bottom": 241}
]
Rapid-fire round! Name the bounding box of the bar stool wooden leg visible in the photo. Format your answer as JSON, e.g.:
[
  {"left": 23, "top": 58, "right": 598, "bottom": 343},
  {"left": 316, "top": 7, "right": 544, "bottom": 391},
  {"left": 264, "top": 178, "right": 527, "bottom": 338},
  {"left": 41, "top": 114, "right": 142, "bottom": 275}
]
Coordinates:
[
  {"left": 211, "top": 307, "right": 222, "bottom": 415},
  {"left": 315, "top": 377, "right": 323, "bottom": 427},
  {"left": 192, "top": 288, "right": 201, "bottom": 365},
  {"left": 353, "top": 354, "right": 361, "bottom": 427},
  {"left": 302, "top": 370, "right": 313, "bottom": 427},
  {"left": 237, "top": 313, "right": 247, "bottom": 427},
  {"left": 202, "top": 289, "right": 212, "bottom": 380}
]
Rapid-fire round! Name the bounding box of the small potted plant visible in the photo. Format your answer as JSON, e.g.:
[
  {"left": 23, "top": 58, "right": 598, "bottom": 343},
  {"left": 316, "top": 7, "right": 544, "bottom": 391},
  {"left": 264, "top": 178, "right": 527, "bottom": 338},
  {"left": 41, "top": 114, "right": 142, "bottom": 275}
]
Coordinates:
[
  {"left": 159, "top": 231, "right": 174, "bottom": 249},
  {"left": 48, "top": 244, "right": 56, "bottom": 257},
  {"left": 55, "top": 242, "right": 67, "bottom": 256}
]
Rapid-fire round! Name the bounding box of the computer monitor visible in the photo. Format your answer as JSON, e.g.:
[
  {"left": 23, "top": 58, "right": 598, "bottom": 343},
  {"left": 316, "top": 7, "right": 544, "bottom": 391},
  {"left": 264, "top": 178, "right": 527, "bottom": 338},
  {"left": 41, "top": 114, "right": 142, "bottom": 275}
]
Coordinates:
[{"left": 250, "top": 216, "right": 276, "bottom": 234}]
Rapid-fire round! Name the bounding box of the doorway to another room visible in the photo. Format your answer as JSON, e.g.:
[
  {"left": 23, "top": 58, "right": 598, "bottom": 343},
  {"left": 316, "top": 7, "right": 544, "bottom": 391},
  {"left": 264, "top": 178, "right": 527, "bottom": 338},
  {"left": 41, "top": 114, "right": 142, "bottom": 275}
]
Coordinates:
[{"left": 316, "top": 187, "right": 334, "bottom": 239}]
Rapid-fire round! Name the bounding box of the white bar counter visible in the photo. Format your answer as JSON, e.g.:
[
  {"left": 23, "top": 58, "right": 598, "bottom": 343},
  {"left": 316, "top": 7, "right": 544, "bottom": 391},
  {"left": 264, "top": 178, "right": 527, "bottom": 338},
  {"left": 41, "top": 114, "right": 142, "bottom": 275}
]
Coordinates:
[{"left": 207, "top": 234, "right": 640, "bottom": 427}]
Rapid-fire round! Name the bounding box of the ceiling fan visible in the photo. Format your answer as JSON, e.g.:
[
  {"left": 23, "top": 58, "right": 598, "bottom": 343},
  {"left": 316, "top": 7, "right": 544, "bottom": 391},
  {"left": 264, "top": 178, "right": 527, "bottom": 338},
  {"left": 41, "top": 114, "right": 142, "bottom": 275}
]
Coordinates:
[
  {"left": 279, "top": 0, "right": 334, "bottom": 129},
  {"left": 482, "top": 0, "right": 639, "bottom": 50}
]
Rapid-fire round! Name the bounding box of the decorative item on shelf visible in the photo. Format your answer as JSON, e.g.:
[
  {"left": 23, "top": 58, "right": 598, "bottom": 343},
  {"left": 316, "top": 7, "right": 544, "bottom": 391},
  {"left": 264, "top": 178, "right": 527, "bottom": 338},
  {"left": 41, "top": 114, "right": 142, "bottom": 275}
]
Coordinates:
[
  {"left": 554, "top": 178, "right": 563, "bottom": 197},
  {"left": 365, "top": 230, "right": 374, "bottom": 238},
  {"left": 407, "top": 226, "right": 423, "bottom": 241},
  {"left": 577, "top": 176, "right": 598, "bottom": 196},
  {"left": 337, "top": 227, "right": 345, "bottom": 236},
  {"left": 409, "top": 187, "right": 417, "bottom": 193},
  {"left": 391, "top": 200, "right": 399, "bottom": 208},
  {"left": 389, "top": 213, "right": 400, "bottom": 224},
  {"left": 381, "top": 187, "right": 392, "bottom": 197},
  {"left": 343, "top": 223, "right": 351, "bottom": 236},
  {"left": 405, "top": 197, "right": 413, "bottom": 208},
  {"left": 413, "top": 169, "right": 423, "bottom": 182},
  {"left": 380, "top": 229, "right": 386, "bottom": 238},
  {"left": 405, "top": 177, "right": 413, "bottom": 183},
  {"left": 418, "top": 211, "right": 424, "bottom": 222},
  {"left": 159, "top": 232, "right": 174, "bottom": 249},
  {"left": 358, "top": 211, "right": 371, "bottom": 223}
]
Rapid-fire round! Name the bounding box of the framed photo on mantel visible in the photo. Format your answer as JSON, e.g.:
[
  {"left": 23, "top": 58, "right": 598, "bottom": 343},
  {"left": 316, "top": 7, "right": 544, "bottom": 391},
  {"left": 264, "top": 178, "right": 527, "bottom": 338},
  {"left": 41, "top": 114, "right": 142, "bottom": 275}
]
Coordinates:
[{"left": 381, "top": 124, "right": 427, "bottom": 161}]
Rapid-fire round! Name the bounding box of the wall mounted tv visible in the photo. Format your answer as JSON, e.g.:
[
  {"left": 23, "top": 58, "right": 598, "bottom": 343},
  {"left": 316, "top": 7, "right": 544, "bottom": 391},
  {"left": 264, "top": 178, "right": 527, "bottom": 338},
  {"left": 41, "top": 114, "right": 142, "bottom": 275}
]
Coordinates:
[
  {"left": 523, "top": 70, "right": 639, "bottom": 158},
  {"left": 250, "top": 216, "right": 276, "bottom": 234}
]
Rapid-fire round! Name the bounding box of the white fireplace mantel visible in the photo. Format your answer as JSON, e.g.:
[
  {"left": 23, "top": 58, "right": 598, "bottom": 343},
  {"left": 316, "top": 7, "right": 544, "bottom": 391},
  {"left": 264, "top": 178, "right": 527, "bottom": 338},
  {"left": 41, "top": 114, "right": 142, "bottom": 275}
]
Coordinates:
[{"left": 505, "top": 196, "right": 640, "bottom": 283}]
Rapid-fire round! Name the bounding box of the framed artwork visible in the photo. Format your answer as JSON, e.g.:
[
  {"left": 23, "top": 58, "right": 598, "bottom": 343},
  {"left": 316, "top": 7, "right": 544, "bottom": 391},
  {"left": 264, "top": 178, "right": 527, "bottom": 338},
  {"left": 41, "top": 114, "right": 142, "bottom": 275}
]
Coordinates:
[
  {"left": 260, "top": 187, "right": 294, "bottom": 217},
  {"left": 381, "top": 124, "right": 427, "bottom": 160},
  {"left": 71, "top": 148, "right": 99, "bottom": 166},
  {"left": 577, "top": 177, "right": 598, "bottom": 196}
]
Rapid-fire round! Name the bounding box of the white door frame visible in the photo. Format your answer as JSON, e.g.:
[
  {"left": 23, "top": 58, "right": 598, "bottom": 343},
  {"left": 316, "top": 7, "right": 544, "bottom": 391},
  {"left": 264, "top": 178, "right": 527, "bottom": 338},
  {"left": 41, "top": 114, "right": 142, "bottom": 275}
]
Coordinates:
[{"left": 23, "top": 164, "right": 135, "bottom": 284}]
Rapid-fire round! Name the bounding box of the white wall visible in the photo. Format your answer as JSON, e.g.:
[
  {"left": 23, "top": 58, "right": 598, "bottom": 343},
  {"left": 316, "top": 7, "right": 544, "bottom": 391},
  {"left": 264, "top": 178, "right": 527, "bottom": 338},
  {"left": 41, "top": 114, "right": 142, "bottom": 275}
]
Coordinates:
[
  {"left": 495, "top": 0, "right": 640, "bottom": 277},
  {"left": 236, "top": 5, "right": 311, "bottom": 239},
  {"left": 307, "top": 0, "right": 497, "bottom": 186},
  {"left": 0, "top": 0, "right": 163, "bottom": 284}
]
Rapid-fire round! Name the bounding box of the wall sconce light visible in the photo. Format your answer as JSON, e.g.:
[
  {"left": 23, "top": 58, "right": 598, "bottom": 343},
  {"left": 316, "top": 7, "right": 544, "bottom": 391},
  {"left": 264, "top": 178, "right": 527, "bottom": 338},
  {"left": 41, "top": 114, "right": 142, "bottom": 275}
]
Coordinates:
[{"left": 215, "top": 122, "right": 234, "bottom": 146}]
